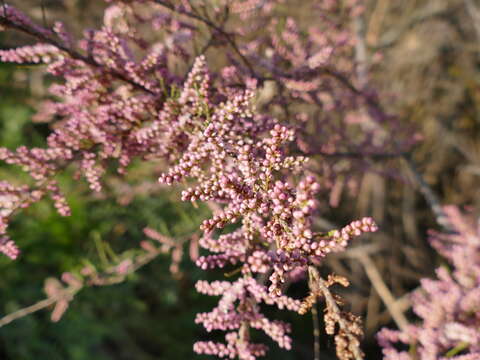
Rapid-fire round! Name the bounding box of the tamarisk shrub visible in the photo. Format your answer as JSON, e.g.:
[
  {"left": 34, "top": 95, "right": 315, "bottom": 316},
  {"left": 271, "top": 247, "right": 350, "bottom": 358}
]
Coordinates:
[
  {"left": 378, "top": 207, "right": 480, "bottom": 360},
  {"left": 0, "top": 1, "right": 388, "bottom": 358}
]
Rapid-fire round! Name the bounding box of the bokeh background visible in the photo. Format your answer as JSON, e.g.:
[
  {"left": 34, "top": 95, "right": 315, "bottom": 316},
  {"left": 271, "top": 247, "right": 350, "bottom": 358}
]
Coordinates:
[{"left": 1, "top": 0, "right": 479, "bottom": 359}]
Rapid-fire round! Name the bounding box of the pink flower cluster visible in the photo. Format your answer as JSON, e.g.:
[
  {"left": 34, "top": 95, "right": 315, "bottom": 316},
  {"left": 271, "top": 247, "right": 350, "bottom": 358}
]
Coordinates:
[
  {"left": 378, "top": 206, "right": 480, "bottom": 360},
  {"left": 0, "top": 236, "right": 20, "bottom": 260},
  {"left": 156, "top": 56, "right": 377, "bottom": 357},
  {"left": 0, "top": 43, "right": 63, "bottom": 64},
  {"left": 194, "top": 277, "right": 300, "bottom": 359}
]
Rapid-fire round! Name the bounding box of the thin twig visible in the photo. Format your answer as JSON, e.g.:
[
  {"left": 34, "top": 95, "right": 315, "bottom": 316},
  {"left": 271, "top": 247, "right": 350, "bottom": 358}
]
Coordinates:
[
  {"left": 0, "top": 297, "right": 55, "bottom": 328},
  {"left": 183, "top": 4, "right": 229, "bottom": 81},
  {"left": 40, "top": 0, "right": 47, "bottom": 28},
  {"left": 354, "top": 15, "right": 368, "bottom": 89},
  {"left": 0, "top": 244, "right": 166, "bottom": 328},
  {"left": 309, "top": 266, "right": 364, "bottom": 360},
  {"left": 311, "top": 303, "right": 321, "bottom": 360},
  {"left": 0, "top": 285, "right": 79, "bottom": 328},
  {"left": 355, "top": 254, "right": 409, "bottom": 332},
  {"left": 152, "top": 0, "right": 256, "bottom": 76},
  {"left": 402, "top": 153, "right": 454, "bottom": 232}
]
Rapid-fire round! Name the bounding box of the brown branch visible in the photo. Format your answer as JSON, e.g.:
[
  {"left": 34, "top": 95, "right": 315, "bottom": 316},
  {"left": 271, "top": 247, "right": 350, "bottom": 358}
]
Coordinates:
[
  {"left": 318, "top": 281, "right": 364, "bottom": 360},
  {"left": 0, "top": 14, "right": 156, "bottom": 95},
  {"left": 307, "top": 149, "right": 408, "bottom": 160},
  {"left": 183, "top": 3, "right": 229, "bottom": 81},
  {"left": 378, "top": 294, "right": 411, "bottom": 325},
  {"left": 311, "top": 302, "right": 321, "bottom": 360},
  {"left": 0, "top": 242, "right": 167, "bottom": 328},
  {"left": 152, "top": 0, "right": 256, "bottom": 76},
  {"left": 0, "top": 284, "right": 80, "bottom": 328},
  {"left": 373, "top": 2, "right": 452, "bottom": 49},
  {"left": 402, "top": 153, "right": 454, "bottom": 232},
  {"left": 355, "top": 254, "right": 409, "bottom": 332},
  {"left": 465, "top": 0, "right": 480, "bottom": 42},
  {"left": 351, "top": 11, "right": 453, "bottom": 233},
  {"left": 337, "top": 243, "right": 412, "bottom": 331},
  {"left": 308, "top": 266, "right": 364, "bottom": 360}
]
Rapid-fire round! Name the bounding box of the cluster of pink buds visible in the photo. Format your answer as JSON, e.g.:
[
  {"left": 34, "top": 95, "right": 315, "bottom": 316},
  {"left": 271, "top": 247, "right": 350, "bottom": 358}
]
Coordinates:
[
  {"left": 0, "top": 43, "right": 63, "bottom": 64},
  {"left": 194, "top": 277, "right": 301, "bottom": 359},
  {"left": 327, "top": 217, "right": 379, "bottom": 252},
  {"left": 0, "top": 236, "right": 20, "bottom": 260},
  {"left": 157, "top": 56, "right": 378, "bottom": 357}
]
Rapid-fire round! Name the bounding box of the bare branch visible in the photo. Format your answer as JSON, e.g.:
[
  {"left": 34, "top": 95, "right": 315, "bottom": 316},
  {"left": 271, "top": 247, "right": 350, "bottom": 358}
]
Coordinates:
[
  {"left": 0, "top": 242, "right": 166, "bottom": 328},
  {"left": 355, "top": 254, "right": 409, "bottom": 332},
  {"left": 0, "top": 284, "right": 80, "bottom": 328},
  {"left": 465, "top": 0, "right": 480, "bottom": 43},
  {"left": 402, "top": 154, "right": 454, "bottom": 232},
  {"left": 311, "top": 303, "right": 321, "bottom": 360}
]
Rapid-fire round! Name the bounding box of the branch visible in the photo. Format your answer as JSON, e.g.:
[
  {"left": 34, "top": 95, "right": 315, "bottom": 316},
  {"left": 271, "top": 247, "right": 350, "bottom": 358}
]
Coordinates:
[
  {"left": 402, "top": 153, "right": 454, "bottom": 232},
  {"left": 373, "top": 2, "right": 451, "bottom": 49},
  {"left": 308, "top": 266, "right": 364, "bottom": 360},
  {"left": 378, "top": 294, "right": 411, "bottom": 325},
  {"left": 0, "top": 280, "right": 81, "bottom": 328},
  {"left": 0, "top": 243, "right": 166, "bottom": 328},
  {"left": 355, "top": 254, "right": 409, "bottom": 332},
  {"left": 307, "top": 150, "right": 408, "bottom": 160},
  {"left": 152, "top": 0, "right": 256, "bottom": 76},
  {"left": 350, "top": 11, "right": 453, "bottom": 233},
  {"left": 0, "top": 12, "right": 156, "bottom": 95},
  {"left": 465, "top": 0, "right": 480, "bottom": 43}
]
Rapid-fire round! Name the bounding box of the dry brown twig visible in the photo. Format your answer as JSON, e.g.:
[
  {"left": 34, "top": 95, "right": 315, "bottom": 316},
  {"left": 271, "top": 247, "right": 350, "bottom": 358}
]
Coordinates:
[
  {"left": 311, "top": 301, "right": 321, "bottom": 360},
  {"left": 352, "top": 10, "right": 454, "bottom": 233},
  {"left": 300, "top": 266, "right": 365, "bottom": 360},
  {"left": 355, "top": 253, "right": 409, "bottom": 332},
  {"left": 337, "top": 243, "right": 411, "bottom": 331}
]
